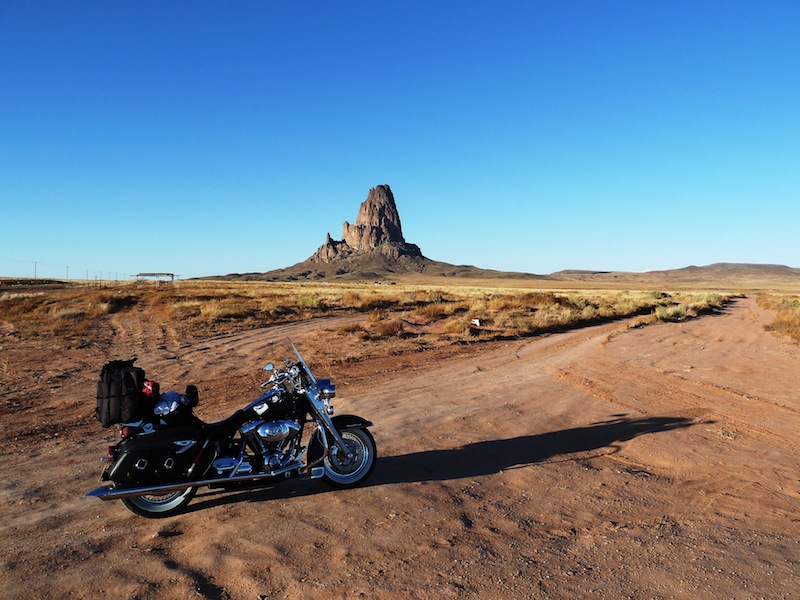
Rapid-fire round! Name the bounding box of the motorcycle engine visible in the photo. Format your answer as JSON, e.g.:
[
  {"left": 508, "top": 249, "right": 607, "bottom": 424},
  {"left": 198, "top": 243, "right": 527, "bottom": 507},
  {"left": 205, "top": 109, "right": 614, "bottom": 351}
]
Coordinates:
[{"left": 241, "top": 420, "right": 301, "bottom": 471}]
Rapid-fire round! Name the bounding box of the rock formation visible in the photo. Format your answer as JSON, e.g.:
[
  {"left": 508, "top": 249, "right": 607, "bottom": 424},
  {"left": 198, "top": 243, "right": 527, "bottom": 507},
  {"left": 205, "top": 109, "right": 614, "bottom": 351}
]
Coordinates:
[
  {"left": 310, "top": 185, "right": 422, "bottom": 263},
  {"left": 212, "top": 183, "right": 547, "bottom": 281}
]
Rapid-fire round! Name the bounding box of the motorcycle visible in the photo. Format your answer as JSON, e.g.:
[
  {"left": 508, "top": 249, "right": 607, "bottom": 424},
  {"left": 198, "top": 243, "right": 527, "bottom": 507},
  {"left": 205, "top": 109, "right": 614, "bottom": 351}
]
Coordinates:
[{"left": 86, "top": 340, "right": 377, "bottom": 518}]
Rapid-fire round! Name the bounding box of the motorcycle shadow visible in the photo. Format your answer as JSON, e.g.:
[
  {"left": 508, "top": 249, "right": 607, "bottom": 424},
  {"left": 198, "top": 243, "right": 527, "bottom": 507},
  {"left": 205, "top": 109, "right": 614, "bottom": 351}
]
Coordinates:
[{"left": 186, "top": 414, "right": 704, "bottom": 513}]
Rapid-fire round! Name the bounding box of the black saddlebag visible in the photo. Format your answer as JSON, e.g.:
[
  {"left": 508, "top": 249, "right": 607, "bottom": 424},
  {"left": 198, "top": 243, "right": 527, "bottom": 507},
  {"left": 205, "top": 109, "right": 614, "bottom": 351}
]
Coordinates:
[
  {"left": 106, "top": 425, "right": 204, "bottom": 485},
  {"left": 95, "top": 359, "right": 152, "bottom": 428}
]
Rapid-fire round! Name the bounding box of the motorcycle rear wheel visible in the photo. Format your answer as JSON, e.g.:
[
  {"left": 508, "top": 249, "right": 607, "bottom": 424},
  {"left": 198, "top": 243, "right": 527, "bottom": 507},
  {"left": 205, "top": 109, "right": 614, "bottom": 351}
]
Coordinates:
[
  {"left": 121, "top": 486, "right": 196, "bottom": 518},
  {"left": 322, "top": 428, "right": 377, "bottom": 487}
]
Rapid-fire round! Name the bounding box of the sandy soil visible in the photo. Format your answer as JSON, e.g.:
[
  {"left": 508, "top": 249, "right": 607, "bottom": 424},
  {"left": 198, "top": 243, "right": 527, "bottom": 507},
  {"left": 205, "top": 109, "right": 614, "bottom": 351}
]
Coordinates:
[{"left": 1, "top": 296, "right": 798, "bottom": 599}]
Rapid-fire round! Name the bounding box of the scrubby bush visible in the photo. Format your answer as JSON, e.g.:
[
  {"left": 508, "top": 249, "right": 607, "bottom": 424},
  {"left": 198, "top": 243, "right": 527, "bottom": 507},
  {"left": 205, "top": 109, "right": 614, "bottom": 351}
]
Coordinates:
[
  {"left": 656, "top": 305, "right": 686, "bottom": 322},
  {"left": 371, "top": 318, "right": 404, "bottom": 338},
  {"left": 443, "top": 318, "right": 472, "bottom": 335},
  {"left": 759, "top": 294, "right": 800, "bottom": 344}
]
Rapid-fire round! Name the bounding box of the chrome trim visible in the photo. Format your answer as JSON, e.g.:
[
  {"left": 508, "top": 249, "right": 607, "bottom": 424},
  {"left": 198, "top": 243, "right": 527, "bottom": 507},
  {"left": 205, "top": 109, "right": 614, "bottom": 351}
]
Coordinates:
[
  {"left": 304, "top": 423, "right": 329, "bottom": 471},
  {"left": 85, "top": 460, "right": 306, "bottom": 501},
  {"left": 257, "top": 420, "right": 300, "bottom": 442},
  {"left": 185, "top": 439, "right": 210, "bottom": 478},
  {"left": 230, "top": 437, "right": 249, "bottom": 476},
  {"left": 308, "top": 389, "right": 352, "bottom": 459},
  {"left": 173, "top": 440, "right": 197, "bottom": 454},
  {"left": 241, "top": 420, "right": 263, "bottom": 435}
]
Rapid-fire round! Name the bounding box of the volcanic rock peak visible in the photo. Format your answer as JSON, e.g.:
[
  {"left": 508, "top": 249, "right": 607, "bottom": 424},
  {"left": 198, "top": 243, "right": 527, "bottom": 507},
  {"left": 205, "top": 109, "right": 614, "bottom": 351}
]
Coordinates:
[
  {"left": 342, "top": 184, "right": 406, "bottom": 249},
  {"left": 311, "top": 185, "right": 422, "bottom": 263}
]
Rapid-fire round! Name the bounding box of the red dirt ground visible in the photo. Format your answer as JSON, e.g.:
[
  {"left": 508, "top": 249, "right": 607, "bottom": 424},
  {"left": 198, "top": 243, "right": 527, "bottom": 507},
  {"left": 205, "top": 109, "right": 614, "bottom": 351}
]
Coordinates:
[{"left": 1, "top": 296, "right": 798, "bottom": 598}]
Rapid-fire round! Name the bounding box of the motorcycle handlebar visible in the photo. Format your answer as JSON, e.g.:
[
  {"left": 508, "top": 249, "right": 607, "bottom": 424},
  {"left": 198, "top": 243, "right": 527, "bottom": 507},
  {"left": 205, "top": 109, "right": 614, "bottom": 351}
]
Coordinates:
[{"left": 258, "top": 363, "right": 302, "bottom": 389}]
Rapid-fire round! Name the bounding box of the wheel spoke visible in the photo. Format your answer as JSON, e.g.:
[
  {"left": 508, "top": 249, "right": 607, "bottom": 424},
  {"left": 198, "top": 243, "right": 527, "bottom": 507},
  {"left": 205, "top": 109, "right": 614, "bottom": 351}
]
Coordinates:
[{"left": 322, "top": 428, "right": 376, "bottom": 487}]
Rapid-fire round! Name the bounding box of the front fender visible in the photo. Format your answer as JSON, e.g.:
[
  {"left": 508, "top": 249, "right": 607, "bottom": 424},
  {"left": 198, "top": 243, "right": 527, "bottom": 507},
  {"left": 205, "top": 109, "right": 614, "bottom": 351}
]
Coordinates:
[{"left": 330, "top": 414, "right": 373, "bottom": 430}]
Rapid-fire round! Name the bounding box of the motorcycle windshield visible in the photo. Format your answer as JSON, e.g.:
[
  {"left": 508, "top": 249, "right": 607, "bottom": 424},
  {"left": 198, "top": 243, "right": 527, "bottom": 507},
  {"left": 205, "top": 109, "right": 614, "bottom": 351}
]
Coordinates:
[{"left": 289, "top": 339, "right": 317, "bottom": 386}]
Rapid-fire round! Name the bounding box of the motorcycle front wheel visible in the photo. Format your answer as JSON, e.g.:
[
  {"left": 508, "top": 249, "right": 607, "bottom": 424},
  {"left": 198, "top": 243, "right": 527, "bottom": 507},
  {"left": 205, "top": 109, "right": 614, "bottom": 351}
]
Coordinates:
[
  {"left": 121, "top": 486, "right": 196, "bottom": 518},
  {"left": 322, "top": 428, "right": 377, "bottom": 487}
]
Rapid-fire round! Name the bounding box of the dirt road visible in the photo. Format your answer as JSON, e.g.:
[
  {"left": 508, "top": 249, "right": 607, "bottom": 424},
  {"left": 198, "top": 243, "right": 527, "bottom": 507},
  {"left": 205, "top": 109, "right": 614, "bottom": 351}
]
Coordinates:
[{"left": 1, "top": 296, "right": 798, "bottom": 598}]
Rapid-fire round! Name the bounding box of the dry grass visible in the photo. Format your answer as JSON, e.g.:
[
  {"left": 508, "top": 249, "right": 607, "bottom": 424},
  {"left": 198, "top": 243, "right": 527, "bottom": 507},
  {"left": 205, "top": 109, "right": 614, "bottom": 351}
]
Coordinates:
[
  {"left": 371, "top": 318, "right": 405, "bottom": 339},
  {"left": 0, "top": 287, "right": 136, "bottom": 339},
  {"left": 0, "top": 356, "right": 10, "bottom": 383},
  {"left": 0, "top": 281, "right": 734, "bottom": 360},
  {"left": 331, "top": 288, "right": 733, "bottom": 355},
  {"left": 654, "top": 293, "right": 730, "bottom": 322},
  {"left": 757, "top": 294, "right": 800, "bottom": 344}
]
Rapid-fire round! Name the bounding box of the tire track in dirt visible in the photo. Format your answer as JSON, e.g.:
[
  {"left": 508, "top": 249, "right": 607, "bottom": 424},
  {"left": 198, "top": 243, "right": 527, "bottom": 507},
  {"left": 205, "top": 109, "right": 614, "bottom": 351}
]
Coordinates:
[
  {"left": 3, "top": 296, "right": 799, "bottom": 599},
  {"left": 107, "top": 297, "right": 183, "bottom": 358},
  {"left": 540, "top": 296, "right": 800, "bottom": 531},
  {"left": 550, "top": 298, "right": 799, "bottom": 431},
  {"left": 107, "top": 314, "right": 363, "bottom": 385}
]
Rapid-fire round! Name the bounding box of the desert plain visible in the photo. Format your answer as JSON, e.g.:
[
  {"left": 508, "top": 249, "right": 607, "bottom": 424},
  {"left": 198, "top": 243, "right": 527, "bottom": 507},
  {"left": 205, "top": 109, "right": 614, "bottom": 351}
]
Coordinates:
[{"left": 0, "top": 276, "right": 798, "bottom": 599}]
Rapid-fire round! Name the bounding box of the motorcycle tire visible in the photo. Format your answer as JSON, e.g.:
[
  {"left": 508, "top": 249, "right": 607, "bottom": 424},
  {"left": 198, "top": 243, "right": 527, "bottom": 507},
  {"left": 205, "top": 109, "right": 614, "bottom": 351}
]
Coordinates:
[
  {"left": 322, "top": 427, "right": 377, "bottom": 488},
  {"left": 121, "top": 486, "right": 197, "bottom": 518}
]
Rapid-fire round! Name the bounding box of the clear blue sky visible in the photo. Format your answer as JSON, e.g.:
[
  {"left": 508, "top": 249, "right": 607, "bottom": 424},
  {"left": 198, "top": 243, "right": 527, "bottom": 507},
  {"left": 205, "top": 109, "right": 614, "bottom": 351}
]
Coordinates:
[{"left": 2, "top": 1, "right": 798, "bottom": 279}]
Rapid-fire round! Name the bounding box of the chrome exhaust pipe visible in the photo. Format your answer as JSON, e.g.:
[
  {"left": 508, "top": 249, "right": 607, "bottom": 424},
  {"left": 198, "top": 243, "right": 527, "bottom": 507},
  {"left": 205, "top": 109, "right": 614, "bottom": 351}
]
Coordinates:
[{"left": 86, "top": 460, "right": 313, "bottom": 501}]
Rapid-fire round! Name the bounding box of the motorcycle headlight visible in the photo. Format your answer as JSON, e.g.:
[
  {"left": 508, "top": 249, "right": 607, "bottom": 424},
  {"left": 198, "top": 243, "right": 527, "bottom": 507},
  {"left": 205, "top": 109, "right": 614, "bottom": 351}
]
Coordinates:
[{"left": 317, "top": 378, "right": 336, "bottom": 399}]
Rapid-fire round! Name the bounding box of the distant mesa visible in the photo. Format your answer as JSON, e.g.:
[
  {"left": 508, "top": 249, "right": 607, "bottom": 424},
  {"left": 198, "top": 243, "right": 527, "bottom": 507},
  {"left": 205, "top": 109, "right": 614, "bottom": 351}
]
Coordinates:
[
  {"left": 209, "top": 185, "right": 799, "bottom": 285},
  {"left": 549, "top": 262, "right": 800, "bottom": 285}
]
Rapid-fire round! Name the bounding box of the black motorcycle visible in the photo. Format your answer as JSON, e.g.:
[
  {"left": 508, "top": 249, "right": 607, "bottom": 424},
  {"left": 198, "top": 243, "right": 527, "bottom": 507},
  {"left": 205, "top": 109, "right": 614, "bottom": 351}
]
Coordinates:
[{"left": 86, "top": 340, "right": 377, "bottom": 518}]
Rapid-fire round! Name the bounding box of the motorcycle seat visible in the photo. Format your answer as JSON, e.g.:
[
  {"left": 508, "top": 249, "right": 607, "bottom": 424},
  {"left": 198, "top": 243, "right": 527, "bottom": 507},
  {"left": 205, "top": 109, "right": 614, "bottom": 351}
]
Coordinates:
[{"left": 203, "top": 409, "right": 246, "bottom": 437}]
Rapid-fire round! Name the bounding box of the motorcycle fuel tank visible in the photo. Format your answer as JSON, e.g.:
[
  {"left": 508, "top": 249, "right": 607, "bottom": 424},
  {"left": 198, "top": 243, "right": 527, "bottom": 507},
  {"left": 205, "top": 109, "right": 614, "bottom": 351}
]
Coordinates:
[{"left": 250, "top": 389, "right": 299, "bottom": 421}]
